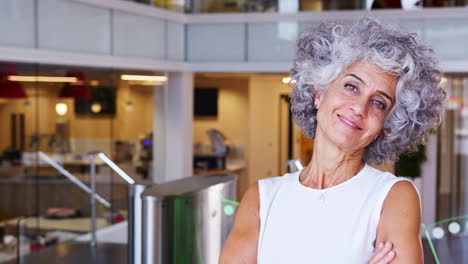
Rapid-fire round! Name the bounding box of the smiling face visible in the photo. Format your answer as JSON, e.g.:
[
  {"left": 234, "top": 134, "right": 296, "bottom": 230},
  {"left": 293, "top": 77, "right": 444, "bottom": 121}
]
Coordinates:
[{"left": 314, "top": 60, "right": 397, "bottom": 153}]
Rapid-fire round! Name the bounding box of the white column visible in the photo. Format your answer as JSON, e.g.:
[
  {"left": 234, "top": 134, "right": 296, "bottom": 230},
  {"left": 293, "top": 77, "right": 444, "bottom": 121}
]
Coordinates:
[
  {"left": 153, "top": 71, "right": 193, "bottom": 183},
  {"left": 153, "top": 83, "right": 166, "bottom": 183}
]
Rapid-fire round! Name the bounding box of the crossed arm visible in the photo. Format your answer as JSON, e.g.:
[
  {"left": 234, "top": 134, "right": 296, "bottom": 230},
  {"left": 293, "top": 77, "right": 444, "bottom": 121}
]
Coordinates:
[
  {"left": 219, "top": 180, "right": 423, "bottom": 264},
  {"left": 373, "top": 180, "right": 424, "bottom": 263}
]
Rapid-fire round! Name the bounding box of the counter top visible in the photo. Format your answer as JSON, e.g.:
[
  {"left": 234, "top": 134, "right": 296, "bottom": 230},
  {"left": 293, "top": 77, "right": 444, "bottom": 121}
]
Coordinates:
[{"left": 2, "top": 217, "right": 108, "bottom": 232}]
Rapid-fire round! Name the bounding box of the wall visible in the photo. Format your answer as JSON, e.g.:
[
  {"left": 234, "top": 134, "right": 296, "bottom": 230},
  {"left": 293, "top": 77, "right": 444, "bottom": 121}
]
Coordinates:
[
  {"left": 0, "top": 83, "right": 58, "bottom": 153},
  {"left": 114, "top": 80, "right": 154, "bottom": 142},
  {"left": 248, "top": 75, "right": 293, "bottom": 185},
  {"left": 193, "top": 75, "right": 249, "bottom": 145},
  {"left": 193, "top": 74, "right": 249, "bottom": 197}
]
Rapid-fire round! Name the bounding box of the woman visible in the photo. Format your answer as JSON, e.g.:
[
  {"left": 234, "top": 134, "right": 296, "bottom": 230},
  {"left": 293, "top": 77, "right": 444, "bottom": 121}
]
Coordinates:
[{"left": 220, "top": 19, "right": 445, "bottom": 263}]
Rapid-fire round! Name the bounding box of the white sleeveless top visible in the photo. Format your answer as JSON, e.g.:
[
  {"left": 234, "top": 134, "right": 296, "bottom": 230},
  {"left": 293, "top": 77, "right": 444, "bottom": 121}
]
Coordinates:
[{"left": 257, "top": 164, "right": 413, "bottom": 264}]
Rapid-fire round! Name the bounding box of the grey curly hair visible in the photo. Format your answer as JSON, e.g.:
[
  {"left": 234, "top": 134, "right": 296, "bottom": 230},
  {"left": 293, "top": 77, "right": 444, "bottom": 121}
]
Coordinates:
[{"left": 290, "top": 18, "right": 446, "bottom": 165}]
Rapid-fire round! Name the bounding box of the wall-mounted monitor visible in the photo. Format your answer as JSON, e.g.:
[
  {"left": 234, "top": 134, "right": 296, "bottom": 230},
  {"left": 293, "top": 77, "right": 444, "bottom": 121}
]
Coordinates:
[
  {"left": 74, "top": 87, "right": 116, "bottom": 116},
  {"left": 194, "top": 88, "right": 218, "bottom": 117}
]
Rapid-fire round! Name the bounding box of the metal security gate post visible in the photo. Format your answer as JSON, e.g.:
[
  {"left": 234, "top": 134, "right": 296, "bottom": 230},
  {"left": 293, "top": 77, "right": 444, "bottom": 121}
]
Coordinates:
[{"left": 128, "top": 184, "right": 146, "bottom": 264}]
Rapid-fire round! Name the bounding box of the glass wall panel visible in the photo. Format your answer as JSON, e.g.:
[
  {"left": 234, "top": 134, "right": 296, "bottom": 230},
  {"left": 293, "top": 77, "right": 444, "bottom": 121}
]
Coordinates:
[
  {"left": 187, "top": 24, "right": 246, "bottom": 62},
  {"left": 0, "top": 61, "right": 160, "bottom": 262},
  {"left": 0, "top": 0, "right": 35, "bottom": 48},
  {"left": 424, "top": 74, "right": 468, "bottom": 264},
  {"left": 247, "top": 22, "right": 297, "bottom": 62}
]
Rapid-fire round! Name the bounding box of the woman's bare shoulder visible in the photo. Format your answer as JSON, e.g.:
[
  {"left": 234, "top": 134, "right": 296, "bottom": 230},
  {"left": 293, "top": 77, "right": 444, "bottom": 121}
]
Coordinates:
[
  {"left": 242, "top": 182, "right": 260, "bottom": 206},
  {"left": 376, "top": 180, "right": 423, "bottom": 263},
  {"left": 219, "top": 183, "right": 260, "bottom": 264},
  {"left": 382, "top": 180, "right": 420, "bottom": 217}
]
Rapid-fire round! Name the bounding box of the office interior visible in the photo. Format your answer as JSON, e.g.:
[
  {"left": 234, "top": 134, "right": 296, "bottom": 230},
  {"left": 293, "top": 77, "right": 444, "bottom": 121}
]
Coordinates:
[{"left": 0, "top": 0, "right": 468, "bottom": 263}]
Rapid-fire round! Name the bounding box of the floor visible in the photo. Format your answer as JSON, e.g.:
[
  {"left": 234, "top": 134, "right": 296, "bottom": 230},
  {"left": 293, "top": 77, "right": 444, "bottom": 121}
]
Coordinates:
[
  {"left": 5, "top": 242, "right": 127, "bottom": 264},
  {"left": 5, "top": 237, "right": 468, "bottom": 263}
]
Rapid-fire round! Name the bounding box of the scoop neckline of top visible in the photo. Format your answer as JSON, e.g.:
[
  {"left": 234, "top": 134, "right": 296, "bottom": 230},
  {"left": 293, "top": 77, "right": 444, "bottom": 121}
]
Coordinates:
[{"left": 294, "top": 163, "right": 370, "bottom": 192}]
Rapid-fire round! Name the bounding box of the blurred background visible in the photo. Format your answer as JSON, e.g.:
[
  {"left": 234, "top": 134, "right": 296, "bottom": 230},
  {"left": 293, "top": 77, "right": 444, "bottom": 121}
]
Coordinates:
[{"left": 0, "top": 0, "right": 467, "bottom": 263}]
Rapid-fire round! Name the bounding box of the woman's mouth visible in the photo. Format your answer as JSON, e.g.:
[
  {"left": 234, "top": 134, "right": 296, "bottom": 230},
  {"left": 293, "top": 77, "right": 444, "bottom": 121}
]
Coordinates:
[{"left": 338, "top": 114, "right": 362, "bottom": 130}]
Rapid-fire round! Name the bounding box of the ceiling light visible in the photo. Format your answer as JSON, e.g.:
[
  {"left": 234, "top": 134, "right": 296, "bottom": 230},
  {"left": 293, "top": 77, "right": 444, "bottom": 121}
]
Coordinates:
[
  {"left": 8, "top": 76, "right": 78, "bottom": 83},
  {"left": 91, "top": 103, "right": 102, "bottom": 113},
  {"left": 55, "top": 103, "right": 68, "bottom": 116},
  {"left": 121, "top": 75, "right": 167, "bottom": 82},
  {"left": 128, "top": 80, "right": 165, "bottom": 86}
]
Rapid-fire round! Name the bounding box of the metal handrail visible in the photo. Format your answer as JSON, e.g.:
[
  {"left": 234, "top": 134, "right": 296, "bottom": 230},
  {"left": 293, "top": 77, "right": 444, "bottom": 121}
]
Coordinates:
[
  {"left": 97, "top": 152, "right": 135, "bottom": 184},
  {"left": 39, "top": 151, "right": 137, "bottom": 250},
  {"left": 85, "top": 152, "right": 136, "bottom": 248},
  {"left": 93, "top": 152, "right": 143, "bottom": 264},
  {"left": 37, "top": 151, "right": 111, "bottom": 207}
]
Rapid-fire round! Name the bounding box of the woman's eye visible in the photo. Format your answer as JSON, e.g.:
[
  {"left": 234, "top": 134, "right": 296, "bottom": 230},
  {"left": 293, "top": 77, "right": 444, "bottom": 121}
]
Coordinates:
[
  {"left": 344, "top": 83, "right": 357, "bottom": 92},
  {"left": 372, "top": 100, "right": 386, "bottom": 110}
]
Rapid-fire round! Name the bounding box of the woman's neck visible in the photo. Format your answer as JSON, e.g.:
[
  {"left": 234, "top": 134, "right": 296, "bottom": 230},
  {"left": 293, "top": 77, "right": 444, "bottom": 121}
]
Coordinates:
[{"left": 300, "top": 130, "right": 365, "bottom": 189}]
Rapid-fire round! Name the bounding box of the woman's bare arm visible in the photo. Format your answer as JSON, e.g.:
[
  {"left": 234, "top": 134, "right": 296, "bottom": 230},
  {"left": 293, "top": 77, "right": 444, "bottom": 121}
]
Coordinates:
[
  {"left": 375, "top": 181, "right": 424, "bottom": 263},
  {"left": 219, "top": 183, "right": 260, "bottom": 264}
]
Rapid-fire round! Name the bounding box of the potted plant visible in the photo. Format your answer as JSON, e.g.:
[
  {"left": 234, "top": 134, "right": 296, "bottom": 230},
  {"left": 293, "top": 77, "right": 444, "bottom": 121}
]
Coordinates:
[{"left": 394, "top": 144, "right": 426, "bottom": 195}]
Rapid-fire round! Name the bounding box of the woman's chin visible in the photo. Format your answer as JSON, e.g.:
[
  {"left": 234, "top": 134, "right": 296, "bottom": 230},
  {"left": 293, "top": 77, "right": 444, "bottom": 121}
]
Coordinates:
[{"left": 328, "top": 135, "right": 367, "bottom": 152}]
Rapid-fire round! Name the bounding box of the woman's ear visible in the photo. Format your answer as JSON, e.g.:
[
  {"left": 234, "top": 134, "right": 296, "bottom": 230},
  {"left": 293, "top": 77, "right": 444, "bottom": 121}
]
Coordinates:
[{"left": 314, "top": 91, "right": 322, "bottom": 109}]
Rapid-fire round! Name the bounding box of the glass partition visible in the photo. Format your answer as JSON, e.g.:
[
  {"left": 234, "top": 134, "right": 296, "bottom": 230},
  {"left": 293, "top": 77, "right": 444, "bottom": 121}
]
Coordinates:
[
  {"left": 0, "top": 61, "right": 160, "bottom": 262},
  {"left": 423, "top": 74, "right": 468, "bottom": 264}
]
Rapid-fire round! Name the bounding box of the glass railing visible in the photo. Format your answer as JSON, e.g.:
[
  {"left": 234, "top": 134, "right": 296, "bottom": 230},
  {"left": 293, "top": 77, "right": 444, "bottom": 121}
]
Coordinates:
[
  {"left": 9, "top": 152, "right": 127, "bottom": 262},
  {"left": 122, "top": 0, "right": 468, "bottom": 13},
  {"left": 6, "top": 151, "right": 143, "bottom": 263},
  {"left": 423, "top": 215, "right": 468, "bottom": 264},
  {"left": 427, "top": 75, "right": 468, "bottom": 263},
  {"left": 0, "top": 61, "right": 160, "bottom": 263}
]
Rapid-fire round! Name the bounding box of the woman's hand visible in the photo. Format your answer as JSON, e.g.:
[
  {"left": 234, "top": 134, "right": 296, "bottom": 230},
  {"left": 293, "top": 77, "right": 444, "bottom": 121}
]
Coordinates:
[{"left": 368, "top": 242, "right": 395, "bottom": 264}]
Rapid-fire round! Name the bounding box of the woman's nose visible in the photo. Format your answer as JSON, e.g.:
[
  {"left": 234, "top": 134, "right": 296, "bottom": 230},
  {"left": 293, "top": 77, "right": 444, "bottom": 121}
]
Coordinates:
[{"left": 350, "top": 98, "right": 368, "bottom": 117}]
